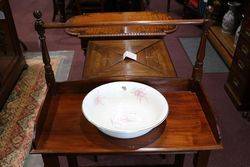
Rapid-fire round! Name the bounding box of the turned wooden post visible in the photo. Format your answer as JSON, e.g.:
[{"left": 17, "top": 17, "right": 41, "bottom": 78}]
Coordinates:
[
  {"left": 191, "top": 6, "right": 212, "bottom": 84},
  {"left": 33, "top": 10, "right": 55, "bottom": 88},
  {"left": 191, "top": 23, "right": 208, "bottom": 83}
]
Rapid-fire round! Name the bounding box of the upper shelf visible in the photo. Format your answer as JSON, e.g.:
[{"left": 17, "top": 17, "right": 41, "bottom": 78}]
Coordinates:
[{"left": 65, "top": 11, "right": 177, "bottom": 38}]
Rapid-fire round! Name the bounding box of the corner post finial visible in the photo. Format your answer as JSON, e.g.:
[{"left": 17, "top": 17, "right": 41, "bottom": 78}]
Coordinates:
[{"left": 33, "top": 10, "right": 55, "bottom": 88}]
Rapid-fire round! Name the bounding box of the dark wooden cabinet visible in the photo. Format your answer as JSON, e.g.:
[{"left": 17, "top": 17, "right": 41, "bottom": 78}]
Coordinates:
[
  {"left": 0, "top": 0, "right": 26, "bottom": 109},
  {"left": 225, "top": 3, "right": 250, "bottom": 110}
]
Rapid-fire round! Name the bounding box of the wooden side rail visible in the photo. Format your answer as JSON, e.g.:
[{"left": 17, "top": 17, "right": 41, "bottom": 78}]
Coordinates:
[
  {"left": 43, "top": 19, "right": 209, "bottom": 29},
  {"left": 54, "top": 78, "right": 192, "bottom": 94},
  {"left": 193, "top": 82, "right": 222, "bottom": 144}
]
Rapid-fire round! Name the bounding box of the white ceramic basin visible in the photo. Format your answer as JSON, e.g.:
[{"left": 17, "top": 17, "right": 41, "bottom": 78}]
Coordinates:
[{"left": 82, "top": 81, "right": 169, "bottom": 139}]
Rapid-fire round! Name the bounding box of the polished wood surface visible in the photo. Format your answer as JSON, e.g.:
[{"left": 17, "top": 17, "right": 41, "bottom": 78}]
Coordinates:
[
  {"left": 210, "top": 26, "right": 235, "bottom": 56},
  {"left": 83, "top": 39, "right": 176, "bottom": 79},
  {"left": 31, "top": 84, "right": 221, "bottom": 154},
  {"left": 65, "top": 12, "right": 176, "bottom": 38},
  {"left": 207, "top": 26, "right": 235, "bottom": 67}
]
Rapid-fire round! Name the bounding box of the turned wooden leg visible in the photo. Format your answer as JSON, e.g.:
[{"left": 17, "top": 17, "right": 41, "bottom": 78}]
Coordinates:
[
  {"left": 193, "top": 151, "right": 210, "bottom": 167},
  {"left": 67, "top": 155, "right": 78, "bottom": 167},
  {"left": 52, "top": 0, "right": 58, "bottom": 21},
  {"left": 42, "top": 154, "right": 60, "bottom": 167},
  {"left": 23, "top": 63, "right": 29, "bottom": 70},
  {"left": 241, "top": 112, "right": 250, "bottom": 121},
  {"left": 19, "top": 40, "right": 28, "bottom": 51},
  {"left": 94, "top": 155, "right": 98, "bottom": 162},
  {"left": 81, "top": 39, "right": 88, "bottom": 54},
  {"left": 160, "top": 154, "right": 166, "bottom": 159},
  {"left": 58, "top": 0, "right": 66, "bottom": 22},
  {"left": 174, "top": 154, "right": 185, "bottom": 167},
  {"left": 166, "top": 0, "right": 170, "bottom": 12}
]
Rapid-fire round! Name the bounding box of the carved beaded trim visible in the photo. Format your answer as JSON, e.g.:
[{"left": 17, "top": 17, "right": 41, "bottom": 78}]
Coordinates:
[{"left": 78, "top": 32, "right": 167, "bottom": 38}]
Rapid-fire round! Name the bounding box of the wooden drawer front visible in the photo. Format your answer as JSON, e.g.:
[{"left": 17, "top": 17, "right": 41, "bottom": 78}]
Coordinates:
[
  {"left": 231, "top": 56, "right": 250, "bottom": 76},
  {"left": 227, "top": 68, "right": 249, "bottom": 101},
  {"left": 233, "top": 39, "right": 250, "bottom": 75},
  {"left": 231, "top": 36, "right": 250, "bottom": 101},
  {"left": 0, "top": 73, "right": 2, "bottom": 87},
  {"left": 242, "top": 27, "right": 250, "bottom": 40},
  {"left": 235, "top": 38, "right": 250, "bottom": 61},
  {"left": 241, "top": 18, "right": 250, "bottom": 42}
]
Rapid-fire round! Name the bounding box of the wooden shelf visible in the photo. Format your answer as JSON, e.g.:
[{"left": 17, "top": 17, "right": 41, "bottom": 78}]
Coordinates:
[
  {"left": 31, "top": 80, "right": 221, "bottom": 154},
  {"left": 208, "top": 26, "right": 236, "bottom": 67}
]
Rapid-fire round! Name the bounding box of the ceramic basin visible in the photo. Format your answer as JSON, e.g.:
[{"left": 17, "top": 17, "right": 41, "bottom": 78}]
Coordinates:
[{"left": 82, "top": 81, "right": 169, "bottom": 139}]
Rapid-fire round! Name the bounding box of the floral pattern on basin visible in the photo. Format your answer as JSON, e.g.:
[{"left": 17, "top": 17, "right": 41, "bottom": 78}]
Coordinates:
[
  {"left": 111, "top": 109, "right": 142, "bottom": 130},
  {"left": 132, "top": 88, "right": 147, "bottom": 103},
  {"left": 94, "top": 91, "right": 105, "bottom": 106}
]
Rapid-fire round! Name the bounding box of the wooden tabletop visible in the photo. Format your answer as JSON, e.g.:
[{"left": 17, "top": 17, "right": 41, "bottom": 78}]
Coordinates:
[
  {"left": 65, "top": 11, "right": 176, "bottom": 38},
  {"left": 83, "top": 39, "right": 177, "bottom": 79},
  {"left": 32, "top": 88, "right": 221, "bottom": 154}
]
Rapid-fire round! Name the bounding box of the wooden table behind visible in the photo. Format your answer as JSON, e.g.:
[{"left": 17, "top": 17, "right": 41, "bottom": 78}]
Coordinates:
[
  {"left": 66, "top": 12, "right": 176, "bottom": 39},
  {"left": 83, "top": 39, "right": 177, "bottom": 79}
]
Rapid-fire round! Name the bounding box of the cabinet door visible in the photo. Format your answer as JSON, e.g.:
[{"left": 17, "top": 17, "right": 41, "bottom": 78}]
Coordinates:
[{"left": 0, "top": 1, "right": 19, "bottom": 85}]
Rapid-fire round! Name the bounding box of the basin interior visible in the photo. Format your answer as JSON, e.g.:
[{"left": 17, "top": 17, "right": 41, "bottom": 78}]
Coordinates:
[{"left": 82, "top": 82, "right": 169, "bottom": 132}]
